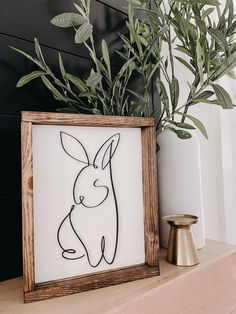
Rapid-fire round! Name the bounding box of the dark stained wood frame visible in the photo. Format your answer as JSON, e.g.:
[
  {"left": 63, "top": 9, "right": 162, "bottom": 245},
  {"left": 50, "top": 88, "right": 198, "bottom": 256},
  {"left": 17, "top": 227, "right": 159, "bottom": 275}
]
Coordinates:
[{"left": 21, "top": 111, "right": 160, "bottom": 303}]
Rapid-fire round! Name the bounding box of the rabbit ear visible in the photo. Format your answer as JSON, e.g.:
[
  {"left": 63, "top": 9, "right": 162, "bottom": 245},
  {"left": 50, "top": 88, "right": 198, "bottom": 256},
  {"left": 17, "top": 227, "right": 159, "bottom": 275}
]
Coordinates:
[
  {"left": 93, "top": 133, "right": 120, "bottom": 169},
  {"left": 60, "top": 132, "right": 90, "bottom": 165}
]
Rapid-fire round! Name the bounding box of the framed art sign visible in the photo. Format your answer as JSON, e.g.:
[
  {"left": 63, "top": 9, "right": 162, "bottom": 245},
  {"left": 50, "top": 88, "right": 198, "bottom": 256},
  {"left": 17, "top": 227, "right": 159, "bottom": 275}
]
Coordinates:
[{"left": 21, "top": 111, "right": 159, "bottom": 302}]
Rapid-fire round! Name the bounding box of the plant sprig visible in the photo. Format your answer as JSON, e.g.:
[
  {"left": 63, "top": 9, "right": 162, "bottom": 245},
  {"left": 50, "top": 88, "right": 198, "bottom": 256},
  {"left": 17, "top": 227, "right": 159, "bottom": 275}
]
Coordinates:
[
  {"left": 11, "top": 1, "right": 145, "bottom": 117},
  {"left": 11, "top": 0, "right": 236, "bottom": 140},
  {"left": 122, "top": 0, "right": 236, "bottom": 139}
]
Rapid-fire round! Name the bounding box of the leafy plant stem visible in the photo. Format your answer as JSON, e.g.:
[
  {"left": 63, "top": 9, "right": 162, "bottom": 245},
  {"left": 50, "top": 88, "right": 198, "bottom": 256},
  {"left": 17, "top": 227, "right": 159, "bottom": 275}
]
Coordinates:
[
  {"left": 47, "top": 69, "right": 88, "bottom": 107},
  {"left": 85, "top": 38, "right": 109, "bottom": 113},
  {"left": 181, "top": 75, "right": 212, "bottom": 122},
  {"left": 162, "top": 80, "right": 211, "bottom": 128},
  {"left": 160, "top": 61, "right": 171, "bottom": 84},
  {"left": 165, "top": 2, "right": 176, "bottom": 80}
]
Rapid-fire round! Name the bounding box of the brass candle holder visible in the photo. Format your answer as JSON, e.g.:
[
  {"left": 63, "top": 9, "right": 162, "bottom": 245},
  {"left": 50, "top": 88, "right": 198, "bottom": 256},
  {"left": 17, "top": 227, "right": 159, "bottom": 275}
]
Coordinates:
[{"left": 162, "top": 214, "right": 199, "bottom": 267}]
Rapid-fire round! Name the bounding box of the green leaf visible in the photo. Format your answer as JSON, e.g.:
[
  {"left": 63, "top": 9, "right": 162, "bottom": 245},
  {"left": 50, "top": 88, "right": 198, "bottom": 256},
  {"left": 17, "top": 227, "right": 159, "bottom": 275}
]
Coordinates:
[
  {"left": 34, "top": 38, "right": 46, "bottom": 67},
  {"left": 16, "top": 71, "right": 46, "bottom": 87},
  {"left": 196, "top": 39, "right": 204, "bottom": 84},
  {"left": 74, "top": 22, "right": 93, "bottom": 43},
  {"left": 156, "top": 78, "right": 169, "bottom": 115},
  {"left": 119, "top": 95, "right": 128, "bottom": 116},
  {"left": 41, "top": 76, "right": 66, "bottom": 101},
  {"left": 130, "top": 28, "right": 142, "bottom": 55},
  {"left": 222, "top": 0, "right": 233, "bottom": 16},
  {"left": 80, "top": 0, "right": 87, "bottom": 10},
  {"left": 211, "top": 51, "right": 236, "bottom": 80},
  {"left": 189, "top": 98, "right": 231, "bottom": 106},
  {"left": 92, "top": 108, "right": 102, "bottom": 115},
  {"left": 187, "top": 82, "right": 197, "bottom": 98},
  {"left": 10, "top": 46, "right": 32, "bottom": 60},
  {"left": 178, "top": 113, "right": 208, "bottom": 139},
  {"left": 189, "top": 116, "right": 208, "bottom": 139},
  {"left": 115, "top": 50, "right": 128, "bottom": 61},
  {"left": 180, "top": 16, "right": 197, "bottom": 40},
  {"left": 228, "top": 0, "right": 234, "bottom": 26},
  {"left": 174, "top": 56, "right": 195, "bottom": 74},
  {"left": 74, "top": 3, "right": 87, "bottom": 18},
  {"left": 146, "top": 61, "right": 161, "bottom": 87},
  {"left": 208, "top": 28, "right": 230, "bottom": 56},
  {"left": 119, "top": 33, "right": 140, "bottom": 60},
  {"left": 226, "top": 69, "right": 236, "bottom": 79},
  {"left": 170, "top": 77, "right": 179, "bottom": 111},
  {"left": 50, "top": 13, "right": 87, "bottom": 28},
  {"left": 98, "top": 94, "right": 111, "bottom": 115},
  {"left": 226, "top": 20, "right": 236, "bottom": 36},
  {"left": 212, "top": 83, "right": 234, "bottom": 109},
  {"left": 196, "top": 18, "right": 207, "bottom": 34},
  {"left": 197, "top": 91, "right": 214, "bottom": 99},
  {"left": 126, "top": 20, "right": 143, "bottom": 57},
  {"left": 101, "top": 39, "right": 111, "bottom": 80},
  {"left": 9, "top": 46, "right": 46, "bottom": 71},
  {"left": 86, "top": 72, "right": 102, "bottom": 87},
  {"left": 67, "top": 73, "right": 87, "bottom": 92},
  {"left": 175, "top": 46, "right": 192, "bottom": 57},
  {"left": 129, "top": 101, "right": 143, "bottom": 116},
  {"left": 202, "top": 8, "right": 215, "bottom": 19},
  {"left": 114, "top": 57, "right": 135, "bottom": 82},
  {"left": 165, "top": 126, "right": 192, "bottom": 139},
  {"left": 169, "top": 121, "right": 196, "bottom": 130},
  {"left": 79, "top": 92, "right": 97, "bottom": 98},
  {"left": 126, "top": 89, "right": 146, "bottom": 104},
  {"left": 58, "top": 52, "right": 68, "bottom": 85},
  {"left": 142, "top": 25, "right": 168, "bottom": 62}
]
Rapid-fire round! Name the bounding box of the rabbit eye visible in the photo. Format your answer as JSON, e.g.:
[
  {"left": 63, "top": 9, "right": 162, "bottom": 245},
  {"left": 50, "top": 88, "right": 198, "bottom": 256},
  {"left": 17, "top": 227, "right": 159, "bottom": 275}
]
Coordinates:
[{"left": 94, "top": 165, "right": 98, "bottom": 169}]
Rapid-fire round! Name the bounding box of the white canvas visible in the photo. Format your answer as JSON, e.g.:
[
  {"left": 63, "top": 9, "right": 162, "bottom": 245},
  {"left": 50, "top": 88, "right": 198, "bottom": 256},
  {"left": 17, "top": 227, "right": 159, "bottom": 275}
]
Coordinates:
[{"left": 32, "top": 125, "right": 145, "bottom": 283}]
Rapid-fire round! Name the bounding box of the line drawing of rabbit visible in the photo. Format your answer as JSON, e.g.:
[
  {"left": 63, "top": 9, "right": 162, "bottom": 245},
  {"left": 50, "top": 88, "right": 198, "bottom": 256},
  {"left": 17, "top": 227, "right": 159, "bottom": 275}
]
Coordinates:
[{"left": 57, "top": 131, "right": 120, "bottom": 268}]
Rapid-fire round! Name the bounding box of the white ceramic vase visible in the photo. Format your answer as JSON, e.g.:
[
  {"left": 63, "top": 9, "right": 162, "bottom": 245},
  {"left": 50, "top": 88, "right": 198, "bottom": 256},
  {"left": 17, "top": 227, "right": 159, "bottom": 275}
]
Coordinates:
[{"left": 157, "top": 129, "right": 206, "bottom": 249}]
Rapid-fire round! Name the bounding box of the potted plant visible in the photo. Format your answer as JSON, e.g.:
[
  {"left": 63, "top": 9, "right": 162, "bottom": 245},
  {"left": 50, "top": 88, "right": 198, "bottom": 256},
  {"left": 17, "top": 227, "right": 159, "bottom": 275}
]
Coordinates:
[
  {"left": 120, "top": 0, "right": 236, "bottom": 134},
  {"left": 121, "top": 0, "right": 236, "bottom": 248}
]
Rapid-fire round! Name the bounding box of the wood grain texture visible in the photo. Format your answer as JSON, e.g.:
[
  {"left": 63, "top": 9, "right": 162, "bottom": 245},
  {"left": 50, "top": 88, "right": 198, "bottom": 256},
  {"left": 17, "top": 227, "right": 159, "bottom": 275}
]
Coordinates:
[
  {"left": 21, "top": 122, "right": 35, "bottom": 292},
  {"left": 24, "top": 265, "right": 159, "bottom": 303},
  {"left": 112, "top": 244, "right": 236, "bottom": 314},
  {"left": 21, "top": 112, "right": 155, "bottom": 127},
  {"left": 141, "top": 127, "right": 159, "bottom": 266},
  {"left": 1, "top": 241, "right": 236, "bottom": 314}
]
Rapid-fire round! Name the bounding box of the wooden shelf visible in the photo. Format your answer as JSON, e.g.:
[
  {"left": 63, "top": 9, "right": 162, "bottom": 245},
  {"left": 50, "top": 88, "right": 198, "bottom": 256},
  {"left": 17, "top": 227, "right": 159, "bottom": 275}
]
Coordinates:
[{"left": 1, "top": 240, "right": 236, "bottom": 313}]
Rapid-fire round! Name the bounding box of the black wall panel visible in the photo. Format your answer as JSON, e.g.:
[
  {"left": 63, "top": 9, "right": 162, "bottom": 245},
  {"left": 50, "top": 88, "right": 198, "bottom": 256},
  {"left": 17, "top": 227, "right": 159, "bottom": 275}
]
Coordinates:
[
  {"left": 0, "top": 0, "right": 155, "bottom": 281},
  {"left": 0, "top": 115, "right": 22, "bottom": 281},
  {"left": 0, "top": 0, "right": 127, "bottom": 64},
  {"left": 0, "top": 35, "right": 96, "bottom": 115},
  {"left": 0, "top": 196, "right": 22, "bottom": 281}
]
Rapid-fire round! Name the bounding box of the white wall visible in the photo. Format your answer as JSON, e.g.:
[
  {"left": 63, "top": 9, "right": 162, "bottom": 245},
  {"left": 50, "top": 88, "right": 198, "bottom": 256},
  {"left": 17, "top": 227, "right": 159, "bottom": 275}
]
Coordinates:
[
  {"left": 190, "top": 77, "right": 236, "bottom": 245},
  {"left": 162, "top": 0, "right": 236, "bottom": 245}
]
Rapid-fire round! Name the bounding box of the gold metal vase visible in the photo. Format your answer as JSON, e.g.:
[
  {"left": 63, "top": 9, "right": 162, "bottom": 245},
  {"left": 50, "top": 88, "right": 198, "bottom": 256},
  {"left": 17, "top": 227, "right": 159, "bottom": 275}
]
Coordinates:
[{"left": 163, "top": 214, "right": 199, "bottom": 267}]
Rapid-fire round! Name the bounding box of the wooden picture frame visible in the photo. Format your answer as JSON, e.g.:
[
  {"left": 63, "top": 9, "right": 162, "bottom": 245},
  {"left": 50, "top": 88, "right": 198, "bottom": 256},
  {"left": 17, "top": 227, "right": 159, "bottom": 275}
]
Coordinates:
[{"left": 21, "top": 111, "right": 159, "bottom": 303}]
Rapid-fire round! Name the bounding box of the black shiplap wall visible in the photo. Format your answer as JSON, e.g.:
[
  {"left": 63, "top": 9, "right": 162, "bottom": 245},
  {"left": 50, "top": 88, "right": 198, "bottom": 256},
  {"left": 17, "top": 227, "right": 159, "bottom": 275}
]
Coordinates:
[{"left": 0, "top": 0, "right": 155, "bottom": 281}]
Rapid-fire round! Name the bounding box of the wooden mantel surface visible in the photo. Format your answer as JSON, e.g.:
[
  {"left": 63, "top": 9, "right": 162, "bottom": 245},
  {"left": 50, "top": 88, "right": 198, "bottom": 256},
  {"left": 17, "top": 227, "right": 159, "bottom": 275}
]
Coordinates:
[{"left": 1, "top": 240, "right": 236, "bottom": 314}]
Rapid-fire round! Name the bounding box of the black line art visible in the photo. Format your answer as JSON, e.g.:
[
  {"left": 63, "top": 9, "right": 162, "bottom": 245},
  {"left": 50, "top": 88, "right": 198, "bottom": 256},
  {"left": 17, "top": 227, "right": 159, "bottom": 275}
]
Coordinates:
[{"left": 57, "top": 131, "right": 120, "bottom": 268}]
